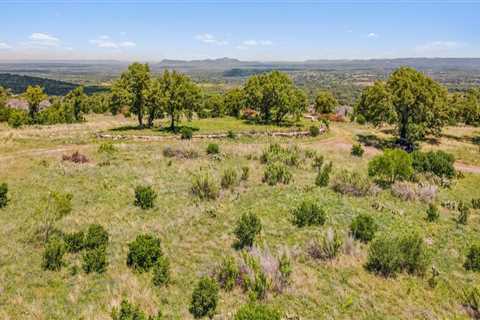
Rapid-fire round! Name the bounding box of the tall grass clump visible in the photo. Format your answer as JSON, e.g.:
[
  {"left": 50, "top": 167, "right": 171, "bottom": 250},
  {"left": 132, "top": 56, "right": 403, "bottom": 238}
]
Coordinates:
[
  {"left": 260, "top": 143, "right": 300, "bottom": 167},
  {"left": 152, "top": 256, "right": 170, "bottom": 286},
  {"left": 426, "top": 203, "right": 440, "bottom": 222},
  {"left": 351, "top": 144, "right": 365, "bottom": 157},
  {"left": 111, "top": 299, "right": 162, "bottom": 320},
  {"left": 134, "top": 185, "right": 157, "bottom": 209},
  {"left": 307, "top": 228, "right": 343, "bottom": 260},
  {"left": 221, "top": 167, "right": 238, "bottom": 189},
  {"left": 465, "top": 244, "right": 480, "bottom": 272},
  {"left": 0, "top": 182, "right": 8, "bottom": 208},
  {"left": 206, "top": 143, "right": 220, "bottom": 155},
  {"left": 191, "top": 171, "right": 220, "bottom": 200},
  {"left": 42, "top": 237, "right": 65, "bottom": 271},
  {"left": 263, "top": 162, "right": 292, "bottom": 186},
  {"left": 82, "top": 246, "right": 108, "bottom": 273},
  {"left": 350, "top": 214, "right": 377, "bottom": 242},
  {"left": 234, "top": 303, "right": 282, "bottom": 320},
  {"left": 331, "top": 170, "right": 374, "bottom": 196},
  {"left": 216, "top": 256, "right": 239, "bottom": 291},
  {"left": 315, "top": 161, "right": 333, "bottom": 187}
]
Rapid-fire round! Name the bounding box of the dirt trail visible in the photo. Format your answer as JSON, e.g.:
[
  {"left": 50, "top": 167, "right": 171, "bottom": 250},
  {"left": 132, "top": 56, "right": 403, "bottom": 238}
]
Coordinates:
[
  {"left": 0, "top": 145, "right": 89, "bottom": 163},
  {"left": 454, "top": 162, "right": 480, "bottom": 174}
]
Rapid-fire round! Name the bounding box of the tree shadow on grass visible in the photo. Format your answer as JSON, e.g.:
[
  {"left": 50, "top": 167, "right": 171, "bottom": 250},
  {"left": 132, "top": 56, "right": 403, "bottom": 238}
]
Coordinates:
[
  {"left": 156, "top": 125, "right": 200, "bottom": 134},
  {"left": 109, "top": 124, "right": 200, "bottom": 134},
  {"left": 356, "top": 133, "right": 398, "bottom": 150}
]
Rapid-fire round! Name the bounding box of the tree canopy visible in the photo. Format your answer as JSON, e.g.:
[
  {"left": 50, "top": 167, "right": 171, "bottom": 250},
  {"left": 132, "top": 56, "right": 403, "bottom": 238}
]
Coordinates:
[
  {"left": 314, "top": 90, "right": 338, "bottom": 114},
  {"left": 24, "top": 85, "right": 48, "bottom": 120},
  {"left": 65, "top": 86, "right": 85, "bottom": 121}
]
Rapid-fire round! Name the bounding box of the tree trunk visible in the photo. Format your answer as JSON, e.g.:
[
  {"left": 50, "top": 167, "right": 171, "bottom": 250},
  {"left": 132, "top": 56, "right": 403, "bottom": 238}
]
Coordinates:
[
  {"left": 170, "top": 115, "right": 175, "bottom": 131},
  {"left": 138, "top": 113, "right": 143, "bottom": 127}
]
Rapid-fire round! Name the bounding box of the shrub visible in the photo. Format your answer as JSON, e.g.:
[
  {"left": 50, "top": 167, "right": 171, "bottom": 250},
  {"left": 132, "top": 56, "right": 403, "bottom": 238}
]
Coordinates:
[
  {"left": 127, "top": 234, "right": 163, "bottom": 272},
  {"left": 189, "top": 276, "right": 219, "bottom": 319},
  {"left": 312, "top": 155, "right": 324, "bottom": 170},
  {"left": 180, "top": 127, "right": 193, "bottom": 140},
  {"left": 152, "top": 256, "right": 170, "bottom": 286},
  {"left": 206, "top": 143, "right": 220, "bottom": 155},
  {"left": 7, "top": 109, "right": 28, "bottom": 128},
  {"left": 227, "top": 130, "right": 237, "bottom": 139},
  {"left": 84, "top": 224, "right": 109, "bottom": 250},
  {"left": 356, "top": 114, "right": 366, "bottom": 125},
  {"left": 221, "top": 168, "right": 238, "bottom": 189},
  {"left": 472, "top": 198, "right": 480, "bottom": 210},
  {"left": 331, "top": 170, "right": 374, "bottom": 197},
  {"left": 465, "top": 244, "right": 480, "bottom": 271},
  {"left": 291, "top": 199, "right": 326, "bottom": 227},
  {"left": 351, "top": 144, "right": 364, "bottom": 157},
  {"left": 309, "top": 125, "right": 320, "bottom": 137},
  {"left": 134, "top": 185, "right": 157, "bottom": 209},
  {"left": 241, "top": 166, "right": 250, "bottom": 181},
  {"left": 234, "top": 303, "right": 281, "bottom": 320},
  {"left": 308, "top": 228, "right": 343, "bottom": 260},
  {"left": 216, "top": 256, "right": 239, "bottom": 291},
  {"left": 462, "top": 287, "right": 480, "bottom": 319},
  {"left": 234, "top": 212, "right": 262, "bottom": 248},
  {"left": 191, "top": 172, "right": 220, "bottom": 200},
  {"left": 426, "top": 204, "right": 440, "bottom": 222},
  {"left": 82, "top": 246, "right": 108, "bottom": 273},
  {"left": 368, "top": 149, "right": 413, "bottom": 184},
  {"left": 63, "top": 230, "right": 84, "bottom": 253},
  {"left": 42, "top": 237, "right": 65, "bottom": 271},
  {"left": 98, "top": 141, "right": 117, "bottom": 155},
  {"left": 263, "top": 162, "right": 292, "bottom": 185},
  {"left": 366, "top": 231, "right": 428, "bottom": 277},
  {"left": 111, "top": 299, "right": 162, "bottom": 320},
  {"left": 0, "top": 182, "right": 8, "bottom": 208},
  {"left": 315, "top": 161, "right": 333, "bottom": 187},
  {"left": 260, "top": 143, "right": 299, "bottom": 167},
  {"left": 411, "top": 150, "right": 455, "bottom": 179},
  {"left": 350, "top": 214, "right": 377, "bottom": 242},
  {"left": 457, "top": 201, "right": 470, "bottom": 225}
]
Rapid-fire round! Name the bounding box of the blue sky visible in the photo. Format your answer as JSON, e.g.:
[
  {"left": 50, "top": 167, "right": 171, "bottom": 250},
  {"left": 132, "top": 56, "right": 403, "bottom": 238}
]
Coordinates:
[{"left": 0, "top": 1, "right": 479, "bottom": 61}]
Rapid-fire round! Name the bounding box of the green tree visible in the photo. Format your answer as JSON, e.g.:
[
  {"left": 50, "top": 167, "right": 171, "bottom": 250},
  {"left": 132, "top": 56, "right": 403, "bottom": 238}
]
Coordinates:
[
  {"left": 356, "top": 67, "right": 448, "bottom": 148},
  {"left": 314, "top": 90, "right": 338, "bottom": 114},
  {"left": 204, "top": 93, "right": 225, "bottom": 118},
  {"left": 65, "top": 86, "right": 85, "bottom": 121},
  {"left": 244, "top": 71, "right": 307, "bottom": 124},
  {"left": 114, "top": 63, "right": 151, "bottom": 126},
  {"left": 24, "top": 85, "right": 47, "bottom": 121},
  {"left": 224, "top": 87, "right": 245, "bottom": 118}
]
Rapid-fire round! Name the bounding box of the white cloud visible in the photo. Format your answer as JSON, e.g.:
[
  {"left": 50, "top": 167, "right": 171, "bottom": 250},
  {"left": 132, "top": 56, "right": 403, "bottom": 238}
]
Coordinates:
[
  {"left": 195, "top": 33, "right": 228, "bottom": 45},
  {"left": 90, "top": 36, "right": 136, "bottom": 49},
  {"left": 28, "top": 32, "right": 60, "bottom": 47},
  {"left": 236, "top": 45, "right": 248, "bottom": 50},
  {"left": 367, "top": 32, "right": 379, "bottom": 39},
  {"left": 0, "top": 42, "right": 12, "bottom": 49},
  {"left": 415, "top": 41, "right": 464, "bottom": 55},
  {"left": 242, "top": 39, "right": 273, "bottom": 47}
]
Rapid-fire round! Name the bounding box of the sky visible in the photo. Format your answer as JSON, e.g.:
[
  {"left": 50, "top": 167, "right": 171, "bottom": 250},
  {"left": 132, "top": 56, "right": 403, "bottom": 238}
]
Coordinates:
[{"left": 0, "top": 1, "right": 479, "bottom": 61}]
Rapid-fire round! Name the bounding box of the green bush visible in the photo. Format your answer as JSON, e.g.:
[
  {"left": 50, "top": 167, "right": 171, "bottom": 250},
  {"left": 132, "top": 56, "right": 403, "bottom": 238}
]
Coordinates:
[
  {"left": 366, "top": 231, "right": 428, "bottom": 277},
  {"left": 180, "top": 127, "right": 193, "bottom": 140},
  {"left": 227, "top": 130, "right": 237, "bottom": 139},
  {"left": 260, "top": 143, "right": 300, "bottom": 167},
  {"left": 98, "top": 141, "right": 117, "bottom": 155},
  {"left": 309, "top": 125, "right": 320, "bottom": 137},
  {"left": 42, "top": 237, "right": 65, "bottom": 271},
  {"left": 315, "top": 162, "right": 333, "bottom": 187},
  {"left": 7, "top": 109, "right": 29, "bottom": 128},
  {"left": 351, "top": 144, "right": 365, "bottom": 157},
  {"left": 291, "top": 199, "right": 326, "bottom": 227},
  {"left": 473, "top": 198, "right": 480, "bottom": 210},
  {"left": 312, "top": 155, "right": 324, "bottom": 170},
  {"left": 426, "top": 204, "right": 440, "bottom": 222},
  {"left": 134, "top": 185, "right": 157, "bottom": 209},
  {"left": 241, "top": 166, "right": 250, "bottom": 181},
  {"left": 263, "top": 162, "right": 292, "bottom": 185},
  {"left": 63, "top": 230, "right": 84, "bottom": 253},
  {"left": 234, "top": 212, "right": 262, "bottom": 248},
  {"left": 191, "top": 172, "right": 220, "bottom": 200},
  {"left": 216, "top": 256, "right": 239, "bottom": 291},
  {"left": 82, "top": 246, "right": 108, "bottom": 273},
  {"left": 189, "top": 276, "right": 219, "bottom": 319},
  {"left": 465, "top": 244, "right": 480, "bottom": 271},
  {"left": 411, "top": 150, "right": 455, "bottom": 179},
  {"left": 111, "top": 299, "right": 162, "bottom": 320},
  {"left": 457, "top": 201, "right": 470, "bottom": 225},
  {"left": 84, "top": 224, "right": 109, "bottom": 250},
  {"left": 356, "top": 114, "right": 366, "bottom": 125},
  {"left": 221, "top": 167, "right": 238, "bottom": 189},
  {"left": 350, "top": 214, "right": 377, "bottom": 242},
  {"left": 206, "top": 143, "right": 220, "bottom": 155},
  {"left": 368, "top": 149, "right": 413, "bottom": 184},
  {"left": 234, "top": 303, "right": 281, "bottom": 320},
  {"left": 127, "top": 234, "right": 163, "bottom": 272},
  {"left": 0, "top": 182, "right": 8, "bottom": 208},
  {"left": 152, "top": 256, "right": 170, "bottom": 286}
]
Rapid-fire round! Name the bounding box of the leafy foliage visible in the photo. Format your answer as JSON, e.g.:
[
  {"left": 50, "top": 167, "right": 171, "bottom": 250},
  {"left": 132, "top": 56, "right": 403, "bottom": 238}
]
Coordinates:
[
  {"left": 309, "top": 125, "right": 320, "bottom": 137},
  {"left": 411, "top": 150, "right": 456, "bottom": 179},
  {"left": 291, "top": 199, "right": 326, "bottom": 227},
  {"left": 191, "top": 172, "right": 220, "bottom": 200},
  {"left": 180, "top": 127, "right": 193, "bottom": 140},
  {"left": 127, "top": 234, "right": 163, "bottom": 272},
  {"left": 350, "top": 214, "right": 377, "bottom": 242},
  {"left": 351, "top": 144, "right": 364, "bottom": 157},
  {"left": 42, "top": 237, "right": 65, "bottom": 271},
  {"left": 314, "top": 90, "right": 338, "bottom": 114},
  {"left": 221, "top": 167, "right": 238, "bottom": 189},
  {"left": 63, "top": 231, "right": 85, "bottom": 253},
  {"left": 189, "top": 276, "right": 219, "bottom": 319},
  {"left": 0, "top": 182, "right": 8, "bottom": 208},
  {"left": 216, "top": 256, "right": 239, "bottom": 291},
  {"left": 84, "top": 224, "right": 109, "bottom": 250},
  {"left": 111, "top": 299, "right": 162, "bottom": 320},
  {"left": 134, "top": 185, "right": 157, "bottom": 209},
  {"left": 464, "top": 244, "right": 480, "bottom": 272},
  {"left": 234, "top": 212, "right": 262, "bottom": 248},
  {"left": 152, "top": 256, "right": 170, "bottom": 286},
  {"left": 263, "top": 162, "right": 292, "bottom": 186},
  {"left": 315, "top": 161, "right": 333, "bottom": 187},
  {"left": 426, "top": 204, "right": 440, "bottom": 222},
  {"left": 368, "top": 149, "right": 413, "bottom": 184},
  {"left": 82, "top": 246, "right": 108, "bottom": 273},
  {"left": 206, "top": 143, "right": 219, "bottom": 155}
]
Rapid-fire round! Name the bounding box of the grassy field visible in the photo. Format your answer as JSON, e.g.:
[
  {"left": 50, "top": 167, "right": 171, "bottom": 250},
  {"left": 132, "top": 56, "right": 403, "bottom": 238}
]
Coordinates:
[{"left": 0, "top": 115, "right": 479, "bottom": 319}]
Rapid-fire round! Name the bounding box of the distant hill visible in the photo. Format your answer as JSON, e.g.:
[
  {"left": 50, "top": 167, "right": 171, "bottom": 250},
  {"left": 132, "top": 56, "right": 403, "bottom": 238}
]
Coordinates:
[{"left": 0, "top": 73, "right": 107, "bottom": 96}]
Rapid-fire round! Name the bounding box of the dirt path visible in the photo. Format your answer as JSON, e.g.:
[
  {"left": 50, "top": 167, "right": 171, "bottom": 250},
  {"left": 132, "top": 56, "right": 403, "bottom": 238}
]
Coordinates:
[
  {"left": 454, "top": 162, "right": 480, "bottom": 174},
  {"left": 0, "top": 145, "right": 89, "bottom": 163}
]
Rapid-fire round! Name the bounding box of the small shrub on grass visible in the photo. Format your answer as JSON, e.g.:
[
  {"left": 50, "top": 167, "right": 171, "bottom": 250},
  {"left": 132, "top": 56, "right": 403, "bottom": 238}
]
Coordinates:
[
  {"left": 234, "top": 303, "right": 281, "bottom": 320},
  {"left": 216, "top": 256, "right": 239, "bottom": 291},
  {"left": 189, "top": 276, "right": 219, "bottom": 319},
  {"left": 227, "top": 130, "right": 237, "bottom": 139},
  {"left": 457, "top": 202, "right": 470, "bottom": 225},
  {"left": 98, "top": 141, "right": 117, "bottom": 155},
  {"left": 411, "top": 150, "right": 455, "bottom": 179},
  {"left": 42, "top": 237, "right": 65, "bottom": 271},
  {"left": 426, "top": 204, "right": 440, "bottom": 222},
  {"left": 462, "top": 287, "right": 480, "bottom": 319},
  {"left": 62, "top": 151, "right": 89, "bottom": 163},
  {"left": 350, "top": 214, "right": 377, "bottom": 242},
  {"left": 472, "top": 198, "right": 480, "bottom": 210},
  {"left": 241, "top": 166, "right": 250, "bottom": 181},
  {"left": 291, "top": 199, "right": 326, "bottom": 227},
  {"left": 111, "top": 299, "right": 162, "bottom": 320},
  {"left": 315, "top": 161, "right": 333, "bottom": 187},
  {"left": 206, "top": 143, "right": 220, "bottom": 155},
  {"left": 308, "top": 228, "right": 343, "bottom": 260},
  {"left": 465, "top": 244, "right": 480, "bottom": 272},
  {"left": 356, "top": 114, "right": 366, "bottom": 125},
  {"left": 368, "top": 149, "right": 413, "bottom": 184},
  {"left": 63, "top": 231, "right": 84, "bottom": 253},
  {"left": 351, "top": 144, "right": 365, "bottom": 157},
  {"left": 191, "top": 172, "right": 220, "bottom": 200},
  {"left": 234, "top": 212, "right": 262, "bottom": 248},
  {"left": 331, "top": 170, "right": 374, "bottom": 196},
  {"left": 260, "top": 143, "right": 300, "bottom": 167},
  {"left": 312, "top": 155, "right": 324, "bottom": 170},
  {"left": 309, "top": 125, "right": 320, "bottom": 137},
  {"left": 366, "top": 231, "right": 428, "bottom": 277},
  {"left": 221, "top": 168, "right": 238, "bottom": 189},
  {"left": 152, "top": 256, "right": 170, "bottom": 286},
  {"left": 134, "top": 185, "right": 157, "bottom": 209},
  {"left": 0, "top": 182, "right": 8, "bottom": 208},
  {"left": 180, "top": 127, "right": 193, "bottom": 140},
  {"left": 127, "top": 234, "right": 163, "bottom": 272},
  {"left": 82, "top": 246, "right": 108, "bottom": 273},
  {"left": 304, "top": 149, "right": 317, "bottom": 159},
  {"left": 84, "top": 224, "right": 109, "bottom": 250},
  {"left": 263, "top": 162, "right": 292, "bottom": 185}
]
